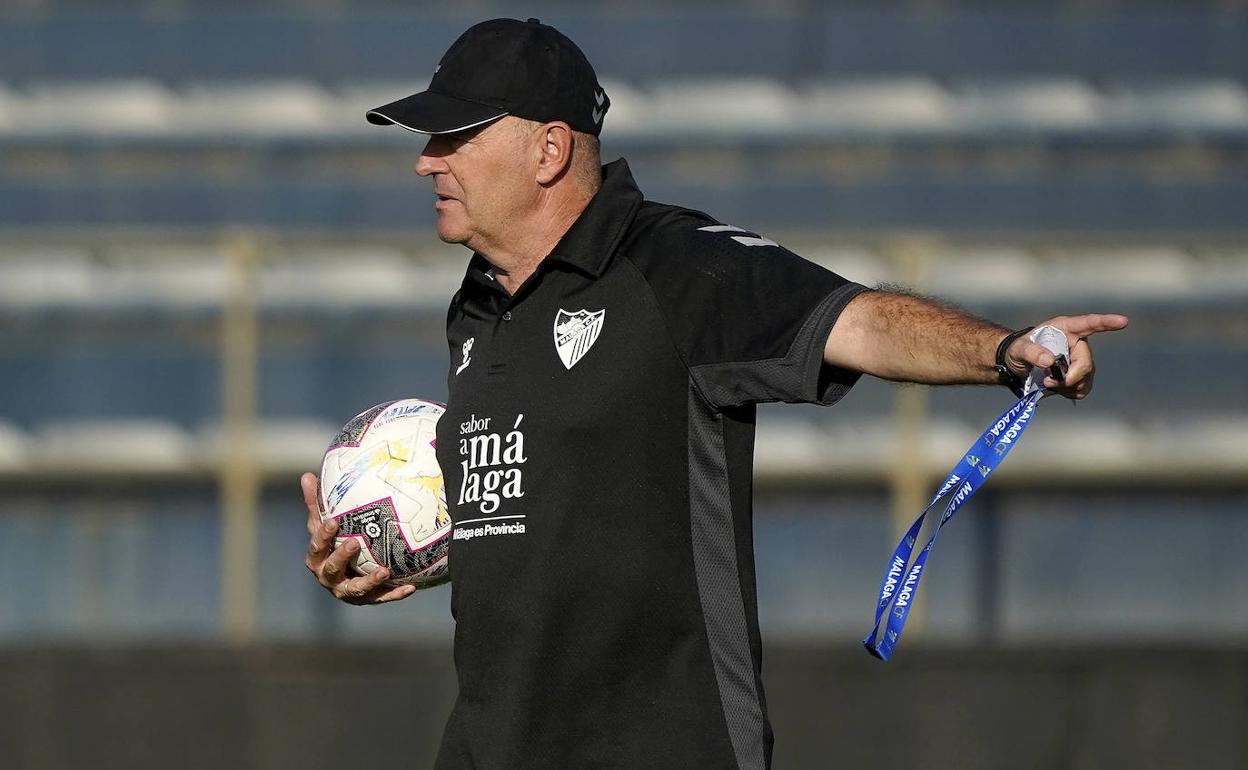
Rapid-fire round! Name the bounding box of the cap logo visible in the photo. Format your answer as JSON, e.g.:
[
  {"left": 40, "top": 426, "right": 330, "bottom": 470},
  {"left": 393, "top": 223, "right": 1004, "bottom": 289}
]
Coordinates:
[{"left": 592, "top": 88, "right": 606, "bottom": 125}]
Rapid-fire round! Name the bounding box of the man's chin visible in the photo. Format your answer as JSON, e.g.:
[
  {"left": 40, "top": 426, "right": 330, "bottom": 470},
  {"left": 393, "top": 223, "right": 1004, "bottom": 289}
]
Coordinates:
[{"left": 435, "top": 220, "right": 471, "bottom": 245}]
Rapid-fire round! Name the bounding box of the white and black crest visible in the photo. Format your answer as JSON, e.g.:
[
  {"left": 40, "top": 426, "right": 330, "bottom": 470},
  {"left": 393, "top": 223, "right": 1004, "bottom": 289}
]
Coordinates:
[{"left": 553, "top": 308, "right": 605, "bottom": 370}]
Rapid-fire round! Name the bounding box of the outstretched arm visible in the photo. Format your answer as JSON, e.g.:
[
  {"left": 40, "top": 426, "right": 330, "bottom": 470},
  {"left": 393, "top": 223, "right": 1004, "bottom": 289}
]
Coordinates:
[{"left": 823, "top": 289, "right": 1129, "bottom": 399}]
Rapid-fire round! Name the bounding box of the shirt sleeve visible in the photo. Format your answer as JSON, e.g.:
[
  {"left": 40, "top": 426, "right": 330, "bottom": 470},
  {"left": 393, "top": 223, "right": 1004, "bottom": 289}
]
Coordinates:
[{"left": 622, "top": 209, "right": 871, "bottom": 410}]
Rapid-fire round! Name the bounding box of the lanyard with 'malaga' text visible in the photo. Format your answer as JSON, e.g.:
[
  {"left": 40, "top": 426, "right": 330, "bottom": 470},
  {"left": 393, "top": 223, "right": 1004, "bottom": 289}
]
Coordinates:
[{"left": 862, "top": 325, "right": 1069, "bottom": 661}]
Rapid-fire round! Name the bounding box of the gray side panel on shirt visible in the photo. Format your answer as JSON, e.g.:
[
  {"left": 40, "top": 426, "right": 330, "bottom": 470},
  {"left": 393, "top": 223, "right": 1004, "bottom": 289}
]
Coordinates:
[{"left": 687, "top": 385, "right": 765, "bottom": 770}]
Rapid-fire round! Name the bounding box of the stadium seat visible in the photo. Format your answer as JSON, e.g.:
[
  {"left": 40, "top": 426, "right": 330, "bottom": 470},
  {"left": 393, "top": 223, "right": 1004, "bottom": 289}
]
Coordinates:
[
  {"left": 0, "top": 247, "right": 96, "bottom": 306},
  {"left": 954, "top": 78, "right": 1101, "bottom": 131},
  {"left": 1156, "top": 415, "right": 1248, "bottom": 468},
  {"left": 799, "top": 78, "right": 955, "bottom": 134},
  {"left": 172, "top": 80, "right": 335, "bottom": 135},
  {"left": 1101, "top": 79, "right": 1248, "bottom": 131},
  {"left": 32, "top": 419, "right": 195, "bottom": 472},
  {"left": 1044, "top": 246, "right": 1196, "bottom": 298},
  {"left": 755, "top": 419, "right": 853, "bottom": 479},
  {"left": 0, "top": 421, "right": 27, "bottom": 471},
  {"left": 197, "top": 419, "right": 337, "bottom": 475},
  {"left": 1006, "top": 415, "right": 1138, "bottom": 472},
  {"left": 13, "top": 79, "right": 172, "bottom": 135},
  {"left": 100, "top": 245, "right": 228, "bottom": 306},
  {"left": 919, "top": 417, "right": 985, "bottom": 466},
  {"left": 0, "top": 84, "right": 15, "bottom": 132},
  {"left": 927, "top": 246, "right": 1044, "bottom": 301},
  {"left": 259, "top": 247, "right": 435, "bottom": 307},
  {"left": 645, "top": 78, "right": 797, "bottom": 135},
  {"left": 1192, "top": 246, "right": 1248, "bottom": 295}
]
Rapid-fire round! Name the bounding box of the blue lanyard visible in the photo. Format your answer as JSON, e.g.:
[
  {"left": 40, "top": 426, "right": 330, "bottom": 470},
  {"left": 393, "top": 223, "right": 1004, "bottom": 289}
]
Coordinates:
[{"left": 862, "top": 389, "right": 1044, "bottom": 661}]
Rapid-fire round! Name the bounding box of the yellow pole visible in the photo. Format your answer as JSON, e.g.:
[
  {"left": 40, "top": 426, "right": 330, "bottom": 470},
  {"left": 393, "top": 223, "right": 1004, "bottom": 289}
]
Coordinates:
[
  {"left": 220, "top": 232, "right": 261, "bottom": 643},
  {"left": 886, "top": 237, "right": 932, "bottom": 641}
]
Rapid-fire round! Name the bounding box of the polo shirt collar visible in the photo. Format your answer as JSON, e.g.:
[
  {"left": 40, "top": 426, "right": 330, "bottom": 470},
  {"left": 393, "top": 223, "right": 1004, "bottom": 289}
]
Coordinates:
[
  {"left": 459, "top": 158, "right": 643, "bottom": 293},
  {"left": 545, "top": 158, "right": 643, "bottom": 278}
]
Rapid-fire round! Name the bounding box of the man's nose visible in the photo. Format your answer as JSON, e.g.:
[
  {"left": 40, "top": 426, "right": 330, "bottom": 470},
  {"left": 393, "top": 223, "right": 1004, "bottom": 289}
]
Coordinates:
[
  {"left": 415, "top": 155, "right": 439, "bottom": 177},
  {"left": 415, "top": 140, "right": 446, "bottom": 177}
]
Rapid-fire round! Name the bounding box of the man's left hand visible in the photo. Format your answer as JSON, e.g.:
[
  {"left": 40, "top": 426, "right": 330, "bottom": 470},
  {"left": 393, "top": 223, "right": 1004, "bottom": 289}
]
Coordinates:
[{"left": 1005, "top": 314, "right": 1129, "bottom": 400}]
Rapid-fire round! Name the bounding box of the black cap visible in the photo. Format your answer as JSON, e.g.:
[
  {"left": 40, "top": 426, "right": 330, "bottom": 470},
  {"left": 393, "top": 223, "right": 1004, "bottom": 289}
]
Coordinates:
[{"left": 366, "top": 18, "right": 610, "bottom": 136}]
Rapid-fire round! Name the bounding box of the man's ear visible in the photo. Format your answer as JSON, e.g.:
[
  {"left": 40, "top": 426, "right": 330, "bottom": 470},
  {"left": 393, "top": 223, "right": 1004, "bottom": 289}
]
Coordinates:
[{"left": 535, "top": 122, "right": 574, "bottom": 185}]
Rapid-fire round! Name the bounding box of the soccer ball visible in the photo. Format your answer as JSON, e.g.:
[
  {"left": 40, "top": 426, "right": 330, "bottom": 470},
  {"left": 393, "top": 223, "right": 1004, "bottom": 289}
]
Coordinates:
[{"left": 318, "top": 399, "right": 450, "bottom": 588}]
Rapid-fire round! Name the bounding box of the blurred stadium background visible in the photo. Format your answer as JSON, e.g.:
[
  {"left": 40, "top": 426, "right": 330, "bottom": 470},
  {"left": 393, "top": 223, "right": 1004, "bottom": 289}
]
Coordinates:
[{"left": 2, "top": 1, "right": 1247, "bottom": 768}]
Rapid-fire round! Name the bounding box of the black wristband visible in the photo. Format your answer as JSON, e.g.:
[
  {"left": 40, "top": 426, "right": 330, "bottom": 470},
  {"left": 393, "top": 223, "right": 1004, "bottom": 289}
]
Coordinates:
[{"left": 994, "top": 326, "right": 1034, "bottom": 398}]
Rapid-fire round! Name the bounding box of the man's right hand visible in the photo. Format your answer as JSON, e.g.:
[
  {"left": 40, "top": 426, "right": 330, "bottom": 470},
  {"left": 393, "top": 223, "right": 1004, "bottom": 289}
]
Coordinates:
[{"left": 302, "top": 472, "right": 417, "bottom": 605}]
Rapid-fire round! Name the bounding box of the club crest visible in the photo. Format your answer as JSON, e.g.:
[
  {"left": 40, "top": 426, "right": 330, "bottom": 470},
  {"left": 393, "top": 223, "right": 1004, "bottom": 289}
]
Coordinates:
[{"left": 553, "top": 308, "right": 605, "bottom": 370}]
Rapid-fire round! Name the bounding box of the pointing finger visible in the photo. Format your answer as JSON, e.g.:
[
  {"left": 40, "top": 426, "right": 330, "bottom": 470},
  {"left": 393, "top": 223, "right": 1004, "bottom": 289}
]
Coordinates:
[{"left": 1057, "top": 313, "right": 1129, "bottom": 340}]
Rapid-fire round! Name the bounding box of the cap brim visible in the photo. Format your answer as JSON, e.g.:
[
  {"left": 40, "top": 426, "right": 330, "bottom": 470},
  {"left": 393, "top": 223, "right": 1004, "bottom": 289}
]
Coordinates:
[{"left": 365, "top": 90, "right": 508, "bottom": 135}]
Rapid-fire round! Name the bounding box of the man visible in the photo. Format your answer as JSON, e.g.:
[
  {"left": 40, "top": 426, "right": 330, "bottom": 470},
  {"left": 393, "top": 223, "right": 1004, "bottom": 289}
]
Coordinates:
[{"left": 301, "top": 18, "right": 1127, "bottom": 770}]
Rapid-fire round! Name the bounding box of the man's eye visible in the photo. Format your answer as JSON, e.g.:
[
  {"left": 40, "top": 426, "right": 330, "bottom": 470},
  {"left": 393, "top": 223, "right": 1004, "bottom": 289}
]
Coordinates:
[{"left": 435, "top": 135, "right": 464, "bottom": 151}]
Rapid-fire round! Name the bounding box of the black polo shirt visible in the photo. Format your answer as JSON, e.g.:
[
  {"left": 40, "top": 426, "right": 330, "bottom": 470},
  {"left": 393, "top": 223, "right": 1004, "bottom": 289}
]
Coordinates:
[{"left": 432, "top": 159, "right": 868, "bottom": 770}]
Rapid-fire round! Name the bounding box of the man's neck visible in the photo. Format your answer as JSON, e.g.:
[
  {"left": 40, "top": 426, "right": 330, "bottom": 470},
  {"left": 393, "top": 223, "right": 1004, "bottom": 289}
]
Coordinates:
[{"left": 475, "top": 183, "right": 599, "bottom": 295}]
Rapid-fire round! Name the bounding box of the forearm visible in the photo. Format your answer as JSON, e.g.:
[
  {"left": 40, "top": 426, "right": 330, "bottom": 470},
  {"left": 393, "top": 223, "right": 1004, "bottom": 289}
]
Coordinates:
[{"left": 824, "top": 289, "right": 1010, "bottom": 385}]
